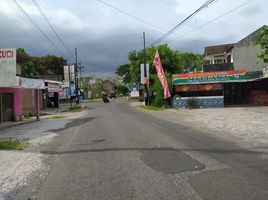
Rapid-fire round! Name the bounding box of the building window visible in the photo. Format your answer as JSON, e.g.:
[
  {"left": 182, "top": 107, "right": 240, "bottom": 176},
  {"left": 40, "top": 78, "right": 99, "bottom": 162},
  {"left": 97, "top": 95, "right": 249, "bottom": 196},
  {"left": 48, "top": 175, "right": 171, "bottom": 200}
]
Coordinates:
[{"left": 214, "top": 59, "right": 224, "bottom": 64}]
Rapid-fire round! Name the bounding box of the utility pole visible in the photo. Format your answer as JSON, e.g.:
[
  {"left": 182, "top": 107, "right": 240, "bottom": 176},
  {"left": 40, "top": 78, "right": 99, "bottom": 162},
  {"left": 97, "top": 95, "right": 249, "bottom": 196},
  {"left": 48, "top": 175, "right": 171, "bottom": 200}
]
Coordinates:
[
  {"left": 68, "top": 65, "right": 72, "bottom": 108},
  {"left": 75, "top": 48, "right": 79, "bottom": 104},
  {"left": 78, "top": 60, "right": 84, "bottom": 89},
  {"left": 143, "top": 32, "right": 148, "bottom": 106}
]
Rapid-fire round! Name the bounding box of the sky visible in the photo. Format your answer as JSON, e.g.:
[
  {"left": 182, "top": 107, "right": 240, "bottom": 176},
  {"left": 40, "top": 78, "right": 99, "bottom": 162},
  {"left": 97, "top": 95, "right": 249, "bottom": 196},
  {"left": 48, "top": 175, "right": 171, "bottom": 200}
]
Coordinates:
[{"left": 0, "top": 0, "right": 267, "bottom": 73}]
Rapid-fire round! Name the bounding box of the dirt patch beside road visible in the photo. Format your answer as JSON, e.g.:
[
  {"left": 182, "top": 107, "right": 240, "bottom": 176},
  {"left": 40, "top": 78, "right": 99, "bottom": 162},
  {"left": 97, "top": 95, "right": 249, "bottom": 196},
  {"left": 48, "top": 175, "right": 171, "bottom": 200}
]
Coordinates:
[
  {"left": 0, "top": 110, "right": 87, "bottom": 199},
  {"left": 135, "top": 105, "right": 268, "bottom": 148}
]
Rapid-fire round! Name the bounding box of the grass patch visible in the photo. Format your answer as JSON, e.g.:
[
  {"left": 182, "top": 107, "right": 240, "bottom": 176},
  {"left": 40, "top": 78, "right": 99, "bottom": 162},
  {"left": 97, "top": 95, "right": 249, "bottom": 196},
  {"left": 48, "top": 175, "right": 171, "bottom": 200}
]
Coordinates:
[
  {"left": 0, "top": 139, "right": 26, "bottom": 150},
  {"left": 23, "top": 112, "right": 35, "bottom": 119},
  {"left": 48, "top": 115, "right": 66, "bottom": 120},
  {"left": 138, "top": 105, "right": 164, "bottom": 111},
  {"left": 68, "top": 106, "right": 82, "bottom": 112}
]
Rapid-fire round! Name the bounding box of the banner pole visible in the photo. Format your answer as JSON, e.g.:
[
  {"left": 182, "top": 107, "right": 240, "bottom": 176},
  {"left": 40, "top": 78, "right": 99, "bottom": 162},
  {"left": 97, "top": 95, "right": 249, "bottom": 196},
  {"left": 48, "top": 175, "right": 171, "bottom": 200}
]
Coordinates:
[{"left": 143, "top": 32, "right": 148, "bottom": 106}]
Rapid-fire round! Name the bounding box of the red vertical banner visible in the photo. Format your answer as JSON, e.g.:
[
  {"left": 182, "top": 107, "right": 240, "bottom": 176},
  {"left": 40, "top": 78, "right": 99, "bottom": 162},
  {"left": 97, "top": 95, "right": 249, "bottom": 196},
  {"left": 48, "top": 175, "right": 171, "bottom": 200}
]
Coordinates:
[{"left": 153, "top": 50, "right": 171, "bottom": 99}]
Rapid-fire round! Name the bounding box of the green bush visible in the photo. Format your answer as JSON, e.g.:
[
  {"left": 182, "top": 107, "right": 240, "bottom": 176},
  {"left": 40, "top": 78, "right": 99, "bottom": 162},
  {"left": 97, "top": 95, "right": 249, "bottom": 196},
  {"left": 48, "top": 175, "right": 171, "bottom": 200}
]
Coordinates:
[
  {"left": 150, "top": 74, "right": 172, "bottom": 107},
  {"left": 117, "top": 84, "right": 129, "bottom": 96},
  {"left": 186, "top": 98, "right": 199, "bottom": 109}
]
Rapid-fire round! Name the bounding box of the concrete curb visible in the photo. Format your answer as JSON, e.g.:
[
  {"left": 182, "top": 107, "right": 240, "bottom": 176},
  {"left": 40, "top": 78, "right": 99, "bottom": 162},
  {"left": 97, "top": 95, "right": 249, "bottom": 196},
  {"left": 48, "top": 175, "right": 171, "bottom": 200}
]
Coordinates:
[{"left": 0, "top": 119, "right": 37, "bottom": 132}]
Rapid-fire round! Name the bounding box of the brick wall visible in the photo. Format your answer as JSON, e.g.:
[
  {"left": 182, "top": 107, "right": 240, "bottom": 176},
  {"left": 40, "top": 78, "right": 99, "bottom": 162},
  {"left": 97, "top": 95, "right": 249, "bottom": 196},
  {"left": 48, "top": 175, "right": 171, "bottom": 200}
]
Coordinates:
[
  {"left": 246, "top": 90, "right": 268, "bottom": 106},
  {"left": 22, "top": 89, "right": 34, "bottom": 114}
]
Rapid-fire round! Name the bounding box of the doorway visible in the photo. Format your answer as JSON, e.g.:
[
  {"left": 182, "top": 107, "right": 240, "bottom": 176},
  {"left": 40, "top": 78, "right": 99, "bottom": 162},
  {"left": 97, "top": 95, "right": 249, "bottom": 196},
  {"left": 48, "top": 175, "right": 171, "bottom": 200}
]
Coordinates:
[{"left": 0, "top": 93, "right": 13, "bottom": 122}]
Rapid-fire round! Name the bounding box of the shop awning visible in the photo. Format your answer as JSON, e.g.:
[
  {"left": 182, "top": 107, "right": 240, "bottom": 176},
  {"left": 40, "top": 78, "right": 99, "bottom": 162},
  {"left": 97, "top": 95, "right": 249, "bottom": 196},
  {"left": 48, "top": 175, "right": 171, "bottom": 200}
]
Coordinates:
[
  {"left": 45, "top": 80, "right": 63, "bottom": 93},
  {"left": 16, "top": 76, "right": 45, "bottom": 89}
]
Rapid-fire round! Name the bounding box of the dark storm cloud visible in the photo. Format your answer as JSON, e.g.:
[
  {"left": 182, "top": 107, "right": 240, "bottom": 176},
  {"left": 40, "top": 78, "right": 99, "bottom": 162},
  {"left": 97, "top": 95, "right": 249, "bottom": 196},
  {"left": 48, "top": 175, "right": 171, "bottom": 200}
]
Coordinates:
[
  {"left": 76, "top": 28, "right": 147, "bottom": 73},
  {"left": 0, "top": 0, "right": 267, "bottom": 74}
]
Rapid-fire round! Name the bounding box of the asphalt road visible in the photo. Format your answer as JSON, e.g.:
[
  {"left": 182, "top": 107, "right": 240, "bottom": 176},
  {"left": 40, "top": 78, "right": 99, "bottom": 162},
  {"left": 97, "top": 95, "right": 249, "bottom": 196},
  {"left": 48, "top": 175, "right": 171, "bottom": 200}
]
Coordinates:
[{"left": 15, "top": 100, "right": 268, "bottom": 200}]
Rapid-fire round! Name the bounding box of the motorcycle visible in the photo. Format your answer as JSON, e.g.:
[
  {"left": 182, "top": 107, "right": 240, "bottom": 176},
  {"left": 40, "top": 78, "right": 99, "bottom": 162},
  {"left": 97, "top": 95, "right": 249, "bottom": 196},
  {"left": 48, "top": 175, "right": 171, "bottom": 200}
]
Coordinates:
[{"left": 102, "top": 93, "right": 110, "bottom": 103}]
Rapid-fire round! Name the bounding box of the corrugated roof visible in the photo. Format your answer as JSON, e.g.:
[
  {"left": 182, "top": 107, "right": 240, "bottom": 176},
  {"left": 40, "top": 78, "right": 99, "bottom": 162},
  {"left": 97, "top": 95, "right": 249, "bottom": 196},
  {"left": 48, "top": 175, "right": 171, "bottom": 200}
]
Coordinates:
[{"left": 204, "top": 43, "right": 234, "bottom": 56}]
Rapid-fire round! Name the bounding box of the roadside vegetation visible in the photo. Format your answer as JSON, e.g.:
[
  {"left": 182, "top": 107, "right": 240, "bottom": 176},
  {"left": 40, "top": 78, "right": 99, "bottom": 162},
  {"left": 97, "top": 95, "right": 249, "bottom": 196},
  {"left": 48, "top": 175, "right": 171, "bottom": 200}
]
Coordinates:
[
  {"left": 48, "top": 115, "right": 66, "bottom": 119},
  {"left": 68, "top": 105, "right": 82, "bottom": 112},
  {"left": 17, "top": 48, "right": 67, "bottom": 76},
  {"left": 256, "top": 26, "right": 268, "bottom": 63},
  {"left": 0, "top": 139, "right": 26, "bottom": 150},
  {"left": 138, "top": 105, "right": 165, "bottom": 111},
  {"left": 116, "top": 44, "right": 204, "bottom": 107},
  {"left": 23, "top": 112, "right": 35, "bottom": 119}
]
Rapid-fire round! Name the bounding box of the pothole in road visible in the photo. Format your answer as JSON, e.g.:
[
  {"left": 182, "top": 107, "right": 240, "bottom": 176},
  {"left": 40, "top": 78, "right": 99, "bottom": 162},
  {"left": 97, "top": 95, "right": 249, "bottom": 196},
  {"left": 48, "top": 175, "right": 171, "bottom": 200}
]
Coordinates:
[{"left": 140, "top": 150, "right": 205, "bottom": 174}]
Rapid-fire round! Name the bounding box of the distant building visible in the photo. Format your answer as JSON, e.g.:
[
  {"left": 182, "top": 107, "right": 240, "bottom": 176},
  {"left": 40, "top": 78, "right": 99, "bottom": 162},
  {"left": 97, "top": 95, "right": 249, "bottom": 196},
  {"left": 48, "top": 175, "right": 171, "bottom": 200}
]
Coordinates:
[
  {"left": 203, "top": 43, "right": 234, "bottom": 72},
  {"left": 204, "top": 43, "right": 234, "bottom": 64},
  {"left": 233, "top": 26, "right": 267, "bottom": 75},
  {"left": 101, "top": 80, "right": 116, "bottom": 97},
  {"left": 203, "top": 25, "right": 267, "bottom": 77}
]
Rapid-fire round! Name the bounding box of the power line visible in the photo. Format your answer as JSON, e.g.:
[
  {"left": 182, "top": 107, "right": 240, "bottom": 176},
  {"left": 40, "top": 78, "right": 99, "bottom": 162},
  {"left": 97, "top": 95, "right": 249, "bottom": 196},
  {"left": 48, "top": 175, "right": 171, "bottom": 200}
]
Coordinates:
[
  {"left": 31, "top": 0, "right": 74, "bottom": 60},
  {"left": 151, "top": 0, "right": 218, "bottom": 46},
  {"left": 0, "top": 4, "right": 25, "bottom": 32},
  {"left": 95, "top": 0, "right": 167, "bottom": 32},
  {"left": 10, "top": 0, "right": 68, "bottom": 59},
  {"left": 7, "top": 0, "right": 39, "bottom": 32},
  {"left": 169, "top": 0, "right": 256, "bottom": 43},
  {"left": 0, "top": 4, "right": 35, "bottom": 47},
  {"left": 95, "top": 0, "right": 203, "bottom": 43},
  {"left": 4, "top": 0, "right": 53, "bottom": 53},
  {"left": 3, "top": 0, "right": 59, "bottom": 57}
]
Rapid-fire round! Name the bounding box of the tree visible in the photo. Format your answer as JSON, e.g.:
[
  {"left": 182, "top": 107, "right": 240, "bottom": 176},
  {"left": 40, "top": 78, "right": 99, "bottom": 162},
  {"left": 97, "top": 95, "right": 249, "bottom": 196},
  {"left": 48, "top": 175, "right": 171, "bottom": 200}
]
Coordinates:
[
  {"left": 17, "top": 48, "right": 68, "bottom": 76},
  {"left": 180, "top": 53, "right": 204, "bottom": 72},
  {"left": 116, "top": 44, "right": 204, "bottom": 106},
  {"left": 116, "top": 84, "right": 129, "bottom": 96},
  {"left": 90, "top": 78, "right": 103, "bottom": 99},
  {"left": 16, "top": 48, "right": 37, "bottom": 75},
  {"left": 38, "top": 55, "right": 67, "bottom": 75},
  {"left": 256, "top": 26, "right": 268, "bottom": 63},
  {"left": 115, "top": 44, "right": 203, "bottom": 106},
  {"left": 118, "top": 44, "right": 184, "bottom": 84},
  {"left": 16, "top": 48, "right": 30, "bottom": 64},
  {"left": 116, "top": 64, "right": 131, "bottom": 84},
  {"left": 21, "top": 60, "right": 39, "bottom": 76},
  {"left": 149, "top": 74, "right": 172, "bottom": 107},
  {"left": 81, "top": 76, "right": 93, "bottom": 99}
]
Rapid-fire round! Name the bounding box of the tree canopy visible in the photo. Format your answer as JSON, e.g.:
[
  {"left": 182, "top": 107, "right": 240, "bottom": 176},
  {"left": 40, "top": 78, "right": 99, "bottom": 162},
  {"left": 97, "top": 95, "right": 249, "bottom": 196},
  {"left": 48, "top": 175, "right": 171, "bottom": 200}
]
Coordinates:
[
  {"left": 116, "top": 44, "right": 204, "bottom": 84},
  {"left": 16, "top": 48, "right": 67, "bottom": 76},
  {"left": 115, "top": 44, "right": 204, "bottom": 106},
  {"left": 256, "top": 26, "right": 268, "bottom": 63}
]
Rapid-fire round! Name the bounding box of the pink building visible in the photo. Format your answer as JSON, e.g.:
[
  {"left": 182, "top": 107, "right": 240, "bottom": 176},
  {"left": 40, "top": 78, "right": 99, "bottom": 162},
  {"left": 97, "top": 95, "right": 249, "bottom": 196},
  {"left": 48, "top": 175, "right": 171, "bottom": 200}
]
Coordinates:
[
  {"left": 0, "top": 87, "right": 22, "bottom": 122},
  {"left": 0, "top": 77, "right": 45, "bottom": 123}
]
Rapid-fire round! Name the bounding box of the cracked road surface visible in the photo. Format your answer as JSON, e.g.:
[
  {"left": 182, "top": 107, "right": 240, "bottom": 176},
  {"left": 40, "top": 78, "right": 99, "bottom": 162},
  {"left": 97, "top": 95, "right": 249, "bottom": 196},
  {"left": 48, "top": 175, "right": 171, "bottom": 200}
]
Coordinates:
[{"left": 12, "top": 100, "right": 268, "bottom": 200}]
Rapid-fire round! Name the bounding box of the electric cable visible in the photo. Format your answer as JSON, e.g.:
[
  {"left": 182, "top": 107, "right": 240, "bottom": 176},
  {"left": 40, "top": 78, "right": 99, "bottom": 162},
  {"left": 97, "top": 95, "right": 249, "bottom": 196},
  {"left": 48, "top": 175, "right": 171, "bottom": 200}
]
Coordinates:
[
  {"left": 96, "top": 0, "right": 167, "bottom": 32},
  {"left": 31, "top": 0, "right": 74, "bottom": 60},
  {"left": 168, "top": 0, "right": 257, "bottom": 44},
  {"left": 151, "top": 0, "right": 218, "bottom": 46},
  {"left": 11, "top": 0, "right": 68, "bottom": 59}
]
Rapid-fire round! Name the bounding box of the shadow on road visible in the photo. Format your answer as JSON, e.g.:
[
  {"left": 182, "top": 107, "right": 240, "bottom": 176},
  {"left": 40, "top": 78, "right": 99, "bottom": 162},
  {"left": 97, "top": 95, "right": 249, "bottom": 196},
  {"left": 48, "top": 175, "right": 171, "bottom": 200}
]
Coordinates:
[{"left": 47, "top": 117, "right": 97, "bottom": 133}]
